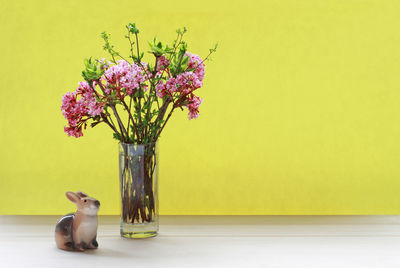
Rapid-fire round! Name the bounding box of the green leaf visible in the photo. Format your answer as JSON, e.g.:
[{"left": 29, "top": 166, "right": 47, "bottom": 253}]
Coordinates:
[
  {"left": 182, "top": 56, "right": 189, "bottom": 65},
  {"left": 113, "top": 132, "right": 121, "bottom": 141},
  {"left": 81, "top": 57, "right": 105, "bottom": 82}
]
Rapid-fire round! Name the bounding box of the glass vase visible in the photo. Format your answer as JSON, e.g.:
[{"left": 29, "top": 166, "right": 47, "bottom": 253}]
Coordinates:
[{"left": 119, "top": 142, "right": 159, "bottom": 238}]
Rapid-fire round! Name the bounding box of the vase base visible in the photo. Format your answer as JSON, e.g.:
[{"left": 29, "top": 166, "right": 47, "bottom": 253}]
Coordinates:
[
  {"left": 121, "top": 231, "right": 157, "bottom": 239},
  {"left": 120, "top": 220, "right": 158, "bottom": 239}
]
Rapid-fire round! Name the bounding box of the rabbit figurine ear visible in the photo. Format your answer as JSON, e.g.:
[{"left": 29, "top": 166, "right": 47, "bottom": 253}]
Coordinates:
[
  {"left": 76, "top": 191, "right": 88, "bottom": 198},
  {"left": 66, "top": 191, "right": 80, "bottom": 204}
]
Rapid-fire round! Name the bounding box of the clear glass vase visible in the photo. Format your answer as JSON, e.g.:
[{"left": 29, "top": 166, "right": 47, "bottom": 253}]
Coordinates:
[{"left": 119, "top": 142, "right": 159, "bottom": 238}]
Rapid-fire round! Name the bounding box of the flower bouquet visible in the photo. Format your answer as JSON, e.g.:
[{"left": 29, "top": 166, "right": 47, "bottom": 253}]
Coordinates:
[{"left": 61, "top": 22, "right": 216, "bottom": 238}]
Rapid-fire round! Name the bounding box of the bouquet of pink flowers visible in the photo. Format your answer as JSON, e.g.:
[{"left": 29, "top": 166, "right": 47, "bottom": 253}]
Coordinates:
[
  {"left": 60, "top": 23, "right": 216, "bottom": 232},
  {"left": 61, "top": 23, "right": 217, "bottom": 144}
]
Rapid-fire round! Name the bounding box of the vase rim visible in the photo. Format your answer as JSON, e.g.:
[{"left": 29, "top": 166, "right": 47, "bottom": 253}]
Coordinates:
[{"left": 119, "top": 141, "right": 157, "bottom": 146}]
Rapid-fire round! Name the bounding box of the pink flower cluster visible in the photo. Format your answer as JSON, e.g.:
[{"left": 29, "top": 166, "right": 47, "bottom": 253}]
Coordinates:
[
  {"left": 157, "top": 55, "right": 169, "bottom": 72},
  {"left": 155, "top": 53, "right": 205, "bottom": 119},
  {"left": 102, "top": 60, "right": 146, "bottom": 95},
  {"left": 186, "top": 53, "right": 205, "bottom": 81},
  {"left": 155, "top": 72, "right": 202, "bottom": 98},
  {"left": 187, "top": 94, "right": 203, "bottom": 120},
  {"left": 61, "top": 82, "right": 104, "bottom": 138},
  {"left": 62, "top": 51, "right": 207, "bottom": 138}
]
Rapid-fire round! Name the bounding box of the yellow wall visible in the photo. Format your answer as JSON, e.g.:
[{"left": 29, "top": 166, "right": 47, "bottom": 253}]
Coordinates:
[{"left": 1, "top": 0, "right": 400, "bottom": 215}]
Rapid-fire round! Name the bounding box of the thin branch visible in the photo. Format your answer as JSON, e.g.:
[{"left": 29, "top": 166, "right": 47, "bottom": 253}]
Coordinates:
[
  {"left": 102, "top": 116, "right": 119, "bottom": 134},
  {"left": 115, "top": 53, "right": 130, "bottom": 63},
  {"left": 126, "top": 96, "right": 132, "bottom": 129},
  {"left": 144, "top": 32, "right": 184, "bottom": 139},
  {"left": 105, "top": 110, "right": 117, "bottom": 131},
  {"left": 95, "top": 81, "right": 129, "bottom": 141},
  {"left": 127, "top": 32, "right": 135, "bottom": 62},
  {"left": 135, "top": 33, "right": 140, "bottom": 61},
  {"left": 121, "top": 98, "right": 141, "bottom": 143},
  {"left": 111, "top": 106, "right": 129, "bottom": 141},
  {"left": 153, "top": 104, "right": 175, "bottom": 141},
  {"left": 88, "top": 82, "right": 125, "bottom": 139},
  {"left": 136, "top": 96, "right": 143, "bottom": 139}
]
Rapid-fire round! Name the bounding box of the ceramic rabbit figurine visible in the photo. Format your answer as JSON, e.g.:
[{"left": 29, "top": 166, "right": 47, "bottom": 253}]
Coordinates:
[{"left": 55, "top": 191, "right": 100, "bottom": 251}]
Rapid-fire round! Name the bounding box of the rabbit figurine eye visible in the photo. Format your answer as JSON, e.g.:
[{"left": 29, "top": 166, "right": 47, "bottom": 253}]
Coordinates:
[{"left": 84, "top": 200, "right": 87, "bottom": 202}]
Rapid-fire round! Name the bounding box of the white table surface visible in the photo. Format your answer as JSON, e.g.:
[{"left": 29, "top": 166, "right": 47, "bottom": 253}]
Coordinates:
[{"left": 1, "top": 215, "right": 400, "bottom": 267}]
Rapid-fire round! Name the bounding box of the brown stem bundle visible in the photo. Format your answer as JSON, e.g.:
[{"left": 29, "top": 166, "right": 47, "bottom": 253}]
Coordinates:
[{"left": 120, "top": 143, "right": 157, "bottom": 224}]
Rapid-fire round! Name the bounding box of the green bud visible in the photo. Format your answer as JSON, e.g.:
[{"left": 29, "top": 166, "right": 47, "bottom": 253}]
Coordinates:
[{"left": 127, "top": 22, "right": 139, "bottom": 34}]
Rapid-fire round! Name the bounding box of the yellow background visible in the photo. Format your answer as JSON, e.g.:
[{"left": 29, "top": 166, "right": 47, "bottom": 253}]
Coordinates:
[{"left": 1, "top": 0, "right": 400, "bottom": 215}]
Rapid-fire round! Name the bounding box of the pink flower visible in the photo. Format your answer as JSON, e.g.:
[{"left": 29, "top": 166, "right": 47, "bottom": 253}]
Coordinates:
[
  {"left": 64, "top": 126, "right": 83, "bottom": 138},
  {"left": 87, "top": 101, "right": 104, "bottom": 117},
  {"left": 155, "top": 77, "right": 178, "bottom": 98},
  {"left": 102, "top": 60, "right": 146, "bottom": 96},
  {"left": 186, "top": 94, "right": 203, "bottom": 120},
  {"left": 76, "top": 81, "right": 104, "bottom": 117},
  {"left": 98, "top": 58, "right": 112, "bottom": 70},
  {"left": 186, "top": 53, "right": 205, "bottom": 82},
  {"left": 76, "top": 81, "right": 93, "bottom": 101},
  {"left": 156, "top": 82, "right": 167, "bottom": 98},
  {"left": 175, "top": 72, "right": 203, "bottom": 94},
  {"left": 61, "top": 81, "right": 105, "bottom": 138},
  {"left": 61, "top": 91, "right": 87, "bottom": 137},
  {"left": 157, "top": 55, "right": 169, "bottom": 71},
  {"left": 165, "top": 77, "right": 177, "bottom": 92}
]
